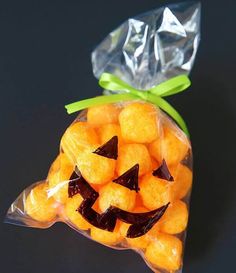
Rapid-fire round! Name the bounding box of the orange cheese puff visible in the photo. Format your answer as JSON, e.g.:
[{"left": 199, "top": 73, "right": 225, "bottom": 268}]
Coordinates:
[
  {"left": 77, "top": 148, "right": 116, "bottom": 185},
  {"left": 90, "top": 224, "right": 122, "bottom": 246},
  {"left": 87, "top": 104, "right": 120, "bottom": 126},
  {"left": 158, "top": 200, "right": 188, "bottom": 234},
  {"left": 139, "top": 174, "right": 171, "bottom": 210},
  {"left": 65, "top": 194, "right": 91, "bottom": 231},
  {"left": 151, "top": 157, "right": 160, "bottom": 169},
  {"left": 119, "top": 207, "right": 150, "bottom": 249},
  {"left": 99, "top": 182, "right": 136, "bottom": 212},
  {"left": 25, "top": 183, "right": 57, "bottom": 223},
  {"left": 135, "top": 193, "right": 145, "bottom": 208},
  {"left": 48, "top": 154, "right": 74, "bottom": 204},
  {"left": 91, "top": 195, "right": 100, "bottom": 212},
  {"left": 116, "top": 144, "right": 152, "bottom": 176},
  {"left": 170, "top": 164, "right": 193, "bottom": 200},
  {"left": 119, "top": 222, "right": 149, "bottom": 249},
  {"left": 61, "top": 122, "right": 99, "bottom": 164},
  {"left": 119, "top": 102, "right": 159, "bottom": 143},
  {"left": 47, "top": 155, "right": 61, "bottom": 181},
  {"left": 98, "top": 124, "right": 123, "bottom": 146},
  {"left": 145, "top": 233, "right": 182, "bottom": 271},
  {"left": 149, "top": 126, "right": 189, "bottom": 167}
]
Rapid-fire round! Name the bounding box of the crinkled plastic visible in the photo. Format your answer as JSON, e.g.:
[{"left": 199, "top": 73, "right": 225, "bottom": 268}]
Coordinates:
[
  {"left": 5, "top": 2, "right": 200, "bottom": 273},
  {"left": 92, "top": 1, "right": 200, "bottom": 89}
]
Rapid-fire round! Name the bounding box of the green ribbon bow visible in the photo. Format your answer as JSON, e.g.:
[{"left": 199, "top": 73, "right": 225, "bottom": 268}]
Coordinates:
[{"left": 65, "top": 73, "right": 191, "bottom": 136}]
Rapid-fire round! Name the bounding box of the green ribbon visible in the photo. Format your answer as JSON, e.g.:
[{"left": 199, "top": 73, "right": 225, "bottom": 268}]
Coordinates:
[{"left": 65, "top": 73, "right": 191, "bottom": 136}]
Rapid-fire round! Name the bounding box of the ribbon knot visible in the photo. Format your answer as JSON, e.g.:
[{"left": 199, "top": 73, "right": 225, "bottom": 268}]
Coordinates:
[{"left": 65, "top": 73, "right": 191, "bottom": 136}]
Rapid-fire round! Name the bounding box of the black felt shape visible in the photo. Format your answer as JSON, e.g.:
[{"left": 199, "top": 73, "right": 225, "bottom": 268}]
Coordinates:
[
  {"left": 78, "top": 199, "right": 100, "bottom": 226},
  {"left": 93, "top": 136, "right": 118, "bottom": 159},
  {"left": 101, "top": 206, "right": 168, "bottom": 225},
  {"left": 152, "top": 159, "right": 174, "bottom": 181},
  {"left": 78, "top": 199, "right": 116, "bottom": 232},
  {"left": 113, "top": 164, "right": 139, "bottom": 192},
  {"left": 69, "top": 167, "right": 116, "bottom": 231},
  {"left": 98, "top": 207, "right": 117, "bottom": 232},
  {"left": 126, "top": 203, "right": 170, "bottom": 238},
  {"left": 68, "top": 167, "right": 98, "bottom": 201}
]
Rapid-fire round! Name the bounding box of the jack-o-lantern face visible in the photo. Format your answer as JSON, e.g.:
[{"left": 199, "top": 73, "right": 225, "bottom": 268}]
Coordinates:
[
  {"left": 7, "top": 102, "right": 192, "bottom": 273},
  {"left": 67, "top": 135, "right": 171, "bottom": 238},
  {"left": 54, "top": 103, "right": 191, "bottom": 272}
]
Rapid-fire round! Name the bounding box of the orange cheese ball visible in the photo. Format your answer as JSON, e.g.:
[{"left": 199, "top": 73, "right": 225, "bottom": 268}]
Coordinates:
[
  {"left": 65, "top": 194, "right": 91, "bottom": 231},
  {"left": 149, "top": 126, "right": 189, "bottom": 167},
  {"left": 170, "top": 164, "right": 193, "bottom": 200},
  {"left": 157, "top": 200, "right": 188, "bottom": 234},
  {"left": 77, "top": 148, "right": 116, "bottom": 185},
  {"left": 147, "top": 224, "right": 159, "bottom": 240},
  {"left": 139, "top": 174, "right": 171, "bottom": 210},
  {"left": 48, "top": 153, "right": 74, "bottom": 204},
  {"left": 148, "top": 139, "right": 161, "bottom": 164},
  {"left": 90, "top": 224, "right": 122, "bottom": 246},
  {"left": 151, "top": 157, "right": 160, "bottom": 170},
  {"left": 119, "top": 222, "right": 150, "bottom": 249},
  {"left": 145, "top": 233, "right": 182, "bottom": 271},
  {"left": 98, "top": 182, "right": 136, "bottom": 212},
  {"left": 47, "top": 155, "right": 61, "bottom": 181},
  {"left": 119, "top": 102, "right": 159, "bottom": 143},
  {"left": 87, "top": 104, "right": 120, "bottom": 126},
  {"left": 135, "top": 193, "right": 146, "bottom": 208},
  {"left": 98, "top": 123, "right": 123, "bottom": 146},
  {"left": 25, "top": 183, "right": 57, "bottom": 223},
  {"left": 119, "top": 207, "right": 150, "bottom": 249},
  {"left": 116, "top": 144, "right": 152, "bottom": 176},
  {"left": 61, "top": 122, "right": 99, "bottom": 164}
]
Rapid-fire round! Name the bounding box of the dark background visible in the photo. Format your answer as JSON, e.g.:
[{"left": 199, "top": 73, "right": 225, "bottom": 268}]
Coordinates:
[{"left": 1, "top": 0, "right": 236, "bottom": 272}]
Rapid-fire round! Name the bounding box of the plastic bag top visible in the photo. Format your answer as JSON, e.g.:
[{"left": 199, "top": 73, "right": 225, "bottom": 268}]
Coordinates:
[{"left": 92, "top": 1, "right": 201, "bottom": 90}]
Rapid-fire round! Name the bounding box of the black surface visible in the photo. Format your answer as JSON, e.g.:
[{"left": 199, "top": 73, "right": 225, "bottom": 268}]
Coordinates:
[{"left": 1, "top": 1, "right": 236, "bottom": 273}]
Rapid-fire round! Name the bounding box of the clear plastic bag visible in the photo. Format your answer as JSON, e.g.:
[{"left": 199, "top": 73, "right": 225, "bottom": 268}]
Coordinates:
[{"left": 5, "top": 2, "right": 200, "bottom": 273}]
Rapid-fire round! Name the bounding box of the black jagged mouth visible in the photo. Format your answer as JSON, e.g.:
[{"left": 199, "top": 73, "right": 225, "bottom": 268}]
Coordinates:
[{"left": 69, "top": 167, "right": 169, "bottom": 238}]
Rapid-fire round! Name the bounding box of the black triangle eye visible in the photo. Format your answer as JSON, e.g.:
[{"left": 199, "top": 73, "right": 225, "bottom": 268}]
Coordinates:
[
  {"left": 152, "top": 159, "right": 174, "bottom": 181},
  {"left": 113, "top": 164, "right": 139, "bottom": 192},
  {"left": 93, "top": 136, "right": 118, "bottom": 159}
]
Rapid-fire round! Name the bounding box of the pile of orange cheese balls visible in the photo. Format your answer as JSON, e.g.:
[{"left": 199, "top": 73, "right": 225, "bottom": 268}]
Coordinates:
[{"left": 25, "top": 101, "right": 192, "bottom": 272}]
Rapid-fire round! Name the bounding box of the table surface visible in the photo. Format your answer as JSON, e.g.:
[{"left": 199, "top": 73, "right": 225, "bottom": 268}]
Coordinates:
[{"left": 1, "top": 1, "right": 236, "bottom": 273}]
